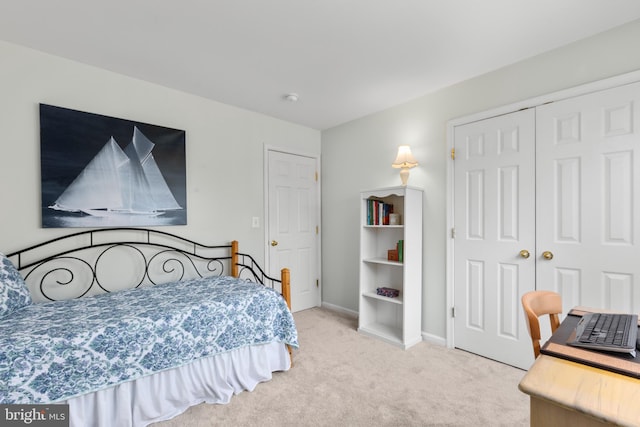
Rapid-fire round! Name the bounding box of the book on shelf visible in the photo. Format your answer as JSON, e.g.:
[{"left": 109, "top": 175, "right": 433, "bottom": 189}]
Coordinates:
[
  {"left": 387, "top": 240, "right": 404, "bottom": 263},
  {"left": 366, "top": 198, "right": 394, "bottom": 225}
]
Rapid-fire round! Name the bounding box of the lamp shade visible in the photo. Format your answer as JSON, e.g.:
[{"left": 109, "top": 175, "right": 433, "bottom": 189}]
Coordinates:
[{"left": 392, "top": 145, "right": 418, "bottom": 169}]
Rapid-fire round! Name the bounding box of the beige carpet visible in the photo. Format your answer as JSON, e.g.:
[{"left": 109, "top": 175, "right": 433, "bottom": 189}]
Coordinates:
[{"left": 153, "top": 307, "right": 530, "bottom": 426}]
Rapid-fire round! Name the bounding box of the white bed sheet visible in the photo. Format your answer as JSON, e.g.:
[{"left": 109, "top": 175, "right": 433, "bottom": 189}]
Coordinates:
[{"left": 64, "top": 341, "right": 291, "bottom": 427}]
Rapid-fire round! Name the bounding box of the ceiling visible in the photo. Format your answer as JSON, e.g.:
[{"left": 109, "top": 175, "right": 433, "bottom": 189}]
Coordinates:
[{"left": 2, "top": 1, "right": 640, "bottom": 130}]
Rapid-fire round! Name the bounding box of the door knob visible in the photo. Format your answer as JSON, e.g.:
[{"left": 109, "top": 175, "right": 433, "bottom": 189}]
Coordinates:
[
  {"left": 542, "top": 251, "right": 553, "bottom": 260},
  {"left": 271, "top": 240, "right": 278, "bottom": 246},
  {"left": 519, "top": 250, "right": 530, "bottom": 259}
]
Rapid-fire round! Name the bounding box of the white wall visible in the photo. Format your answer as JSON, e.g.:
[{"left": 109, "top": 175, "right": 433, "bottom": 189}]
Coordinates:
[
  {"left": 0, "top": 40, "right": 320, "bottom": 264},
  {"left": 321, "top": 19, "right": 640, "bottom": 341}
]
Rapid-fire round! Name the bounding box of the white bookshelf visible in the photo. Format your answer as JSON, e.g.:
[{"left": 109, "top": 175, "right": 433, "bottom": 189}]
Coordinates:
[{"left": 358, "top": 186, "right": 423, "bottom": 349}]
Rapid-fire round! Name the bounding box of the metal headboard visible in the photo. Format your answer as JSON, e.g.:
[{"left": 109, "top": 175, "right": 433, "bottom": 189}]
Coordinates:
[{"left": 6, "top": 228, "right": 283, "bottom": 302}]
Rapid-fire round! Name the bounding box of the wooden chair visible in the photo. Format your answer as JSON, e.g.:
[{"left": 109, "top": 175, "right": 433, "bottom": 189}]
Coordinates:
[{"left": 521, "top": 291, "right": 562, "bottom": 358}]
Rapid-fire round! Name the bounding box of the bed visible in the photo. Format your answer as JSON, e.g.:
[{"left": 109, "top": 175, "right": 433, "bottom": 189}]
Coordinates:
[{"left": 0, "top": 228, "right": 298, "bottom": 426}]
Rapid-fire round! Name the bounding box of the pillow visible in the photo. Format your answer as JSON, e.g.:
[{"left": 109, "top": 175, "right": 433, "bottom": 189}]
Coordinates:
[{"left": 0, "top": 252, "right": 32, "bottom": 318}]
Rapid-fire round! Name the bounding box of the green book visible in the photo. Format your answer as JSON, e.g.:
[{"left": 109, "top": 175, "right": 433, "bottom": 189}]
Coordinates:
[{"left": 398, "top": 240, "right": 404, "bottom": 263}]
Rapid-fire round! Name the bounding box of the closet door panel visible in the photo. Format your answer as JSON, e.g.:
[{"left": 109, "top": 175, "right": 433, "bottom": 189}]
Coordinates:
[
  {"left": 453, "top": 108, "right": 536, "bottom": 370},
  {"left": 536, "top": 81, "right": 640, "bottom": 313}
]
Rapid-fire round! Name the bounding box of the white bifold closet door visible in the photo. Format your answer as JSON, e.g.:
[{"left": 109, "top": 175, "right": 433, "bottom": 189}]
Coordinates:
[
  {"left": 453, "top": 81, "right": 640, "bottom": 370},
  {"left": 453, "top": 108, "right": 536, "bottom": 370}
]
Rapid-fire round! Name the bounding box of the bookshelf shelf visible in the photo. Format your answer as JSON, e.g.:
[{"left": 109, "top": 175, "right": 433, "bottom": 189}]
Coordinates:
[
  {"left": 363, "top": 258, "right": 403, "bottom": 267},
  {"left": 362, "top": 291, "right": 403, "bottom": 305},
  {"left": 358, "top": 186, "right": 423, "bottom": 349},
  {"left": 358, "top": 323, "right": 403, "bottom": 347}
]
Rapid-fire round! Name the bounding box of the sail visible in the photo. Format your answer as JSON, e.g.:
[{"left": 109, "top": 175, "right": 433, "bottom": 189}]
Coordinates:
[
  {"left": 123, "top": 127, "right": 182, "bottom": 212},
  {"left": 50, "top": 127, "right": 182, "bottom": 215},
  {"left": 122, "top": 127, "right": 157, "bottom": 213},
  {"left": 141, "top": 154, "right": 182, "bottom": 210},
  {"left": 50, "top": 137, "right": 129, "bottom": 212}
]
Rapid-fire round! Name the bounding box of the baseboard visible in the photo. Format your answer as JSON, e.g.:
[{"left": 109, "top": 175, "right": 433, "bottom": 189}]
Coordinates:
[
  {"left": 422, "top": 331, "right": 446, "bottom": 347},
  {"left": 320, "top": 301, "right": 358, "bottom": 318}
]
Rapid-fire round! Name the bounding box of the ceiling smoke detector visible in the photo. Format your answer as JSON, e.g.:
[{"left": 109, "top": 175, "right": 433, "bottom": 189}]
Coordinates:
[{"left": 284, "top": 93, "right": 299, "bottom": 102}]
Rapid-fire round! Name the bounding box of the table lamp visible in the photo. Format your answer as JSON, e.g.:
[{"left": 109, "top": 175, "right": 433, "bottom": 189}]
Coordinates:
[{"left": 392, "top": 145, "right": 418, "bottom": 185}]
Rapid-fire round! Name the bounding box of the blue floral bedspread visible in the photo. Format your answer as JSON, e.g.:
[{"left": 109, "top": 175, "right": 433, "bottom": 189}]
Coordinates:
[{"left": 0, "top": 276, "right": 299, "bottom": 404}]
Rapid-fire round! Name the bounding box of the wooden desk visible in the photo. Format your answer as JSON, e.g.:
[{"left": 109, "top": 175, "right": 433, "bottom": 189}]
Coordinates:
[{"left": 519, "top": 349, "right": 640, "bottom": 426}]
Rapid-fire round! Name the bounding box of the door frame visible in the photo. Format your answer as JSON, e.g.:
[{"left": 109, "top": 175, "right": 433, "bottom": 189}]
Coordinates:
[
  {"left": 445, "top": 69, "right": 640, "bottom": 349},
  {"left": 263, "top": 145, "right": 322, "bottom": 308}
]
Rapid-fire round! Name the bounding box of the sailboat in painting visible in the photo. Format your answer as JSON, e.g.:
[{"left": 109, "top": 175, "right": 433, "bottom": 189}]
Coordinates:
[{"left": 49, "top": 127, "right": 182, "bottom": 217}]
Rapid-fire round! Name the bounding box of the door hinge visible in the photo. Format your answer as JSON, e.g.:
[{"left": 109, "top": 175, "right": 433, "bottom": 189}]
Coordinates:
[
  {"left": 451, "top": 307, "right": 456, "bottom": 318},
  {"left": 451, "top": 228, "right": 456, "bottom": 239},
  {"left": 451, "top": 148, "right": 455, "bottom": 160},
  {"left": 316, "top": 279, "right": 319, "bottom": 288},
  {"left": 316, "top": 225, "right": 319, "bottom": 234},
  {"left": 315, "top": 171, "right": 318, "bottom": 181}
]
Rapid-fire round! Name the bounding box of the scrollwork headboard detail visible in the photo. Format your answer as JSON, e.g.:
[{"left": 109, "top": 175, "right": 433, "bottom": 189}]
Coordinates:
[{"left": 6, "top": 228, "right": 287, "bottom": 304}]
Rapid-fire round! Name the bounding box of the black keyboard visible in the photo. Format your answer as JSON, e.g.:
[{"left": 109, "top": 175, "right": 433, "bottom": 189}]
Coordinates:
[
  {"left": 577, "top": 313, "right": 631, "bottom": 346},
  {"left": 569, "top": 312, "right": 638, "bottom": 355}
]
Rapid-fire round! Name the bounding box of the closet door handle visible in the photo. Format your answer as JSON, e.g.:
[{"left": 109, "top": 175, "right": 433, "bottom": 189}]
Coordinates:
[
  {"left": 519, "top": 250, "right": 530, "bottom": 259},
  {"left": 271, "top": 240, "right": 279, "bottom": 247},
  {"left": 542, "top": 251, "right": 553, "bottom": 260}
]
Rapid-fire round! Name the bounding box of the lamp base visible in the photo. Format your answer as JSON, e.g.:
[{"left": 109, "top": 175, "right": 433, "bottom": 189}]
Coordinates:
[{"left": 399, "top": 167, "right": 410, "bottom": 186}]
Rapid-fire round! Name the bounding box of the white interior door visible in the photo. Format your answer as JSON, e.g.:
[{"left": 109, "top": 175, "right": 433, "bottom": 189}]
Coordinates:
[
  {"left": 267, "top": 149, "right": 320, "bottom": 312},
  {"left": 536, "top": 81, "right": 640, "bottom": 313},
  {"left": 453, "top": 108, "right": 536, "bottom": 369}
]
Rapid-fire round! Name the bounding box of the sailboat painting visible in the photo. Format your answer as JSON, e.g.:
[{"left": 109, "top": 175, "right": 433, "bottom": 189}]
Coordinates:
[{"left": 40, "top": 104, "right": 187, "bottom": 228}]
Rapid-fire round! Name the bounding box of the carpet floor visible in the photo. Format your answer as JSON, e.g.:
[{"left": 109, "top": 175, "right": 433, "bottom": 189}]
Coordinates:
[{"left": 153, "top": 307, "right": 530, "bottom": 426}]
